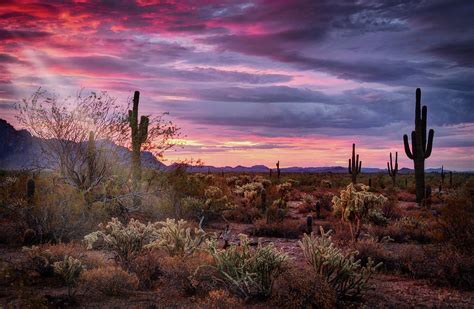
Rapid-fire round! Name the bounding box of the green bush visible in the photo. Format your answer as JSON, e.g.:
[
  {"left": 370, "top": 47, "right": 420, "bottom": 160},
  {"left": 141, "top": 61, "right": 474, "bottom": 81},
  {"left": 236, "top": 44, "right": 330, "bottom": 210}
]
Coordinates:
[
  {"left": 146, "top": 218, "right": 206, "bottom": 257},
  {"left": 84, "top": 218, "right": 160, "bottom": 268},
  {"left": 205, "top": 234, "right": 288, "bottom": 300},
  {"left": 300, "top": 227, "right": 381, "bottom": 298}
]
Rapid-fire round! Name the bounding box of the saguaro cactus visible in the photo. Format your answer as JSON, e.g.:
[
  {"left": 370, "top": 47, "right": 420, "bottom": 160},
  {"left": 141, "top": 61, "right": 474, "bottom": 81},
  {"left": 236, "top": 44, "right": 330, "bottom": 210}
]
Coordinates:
[
  {"left": 387, "top": 152, "right": 398, "bottom": 187},
  {"left": 276, "top": 161, "right": 281, "bottom": 180},
  {"left": 26, "top": 178, "right": 35, "bottom": 204},
  {"left": 440, "top": 165, "right": 445, "bottom": 188},
  {"left": 129, "top": 91, "right": 149, "bottom": 206},
  {"left": 306, "top": 215, "right": 313, "bottom": 234},
  {"left": 348, "top": 143, "right": 362, "bottom": 184},
  {"left": 403, "top": 88, "right": 434, "bottom": 204}
]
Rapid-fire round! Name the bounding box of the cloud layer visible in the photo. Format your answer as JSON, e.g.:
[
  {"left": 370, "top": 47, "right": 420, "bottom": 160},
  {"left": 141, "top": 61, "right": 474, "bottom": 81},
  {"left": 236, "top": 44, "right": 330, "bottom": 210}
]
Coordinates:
[{"left": 0, "top": 0, "right": 473, "bottom": 169}]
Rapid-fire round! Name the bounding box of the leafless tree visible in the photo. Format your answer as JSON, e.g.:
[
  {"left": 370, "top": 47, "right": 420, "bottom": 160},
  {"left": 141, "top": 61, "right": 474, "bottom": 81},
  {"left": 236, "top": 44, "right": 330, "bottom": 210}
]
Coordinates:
[{"left": 16, "top": 88, "right": 181, "bottom": 197}]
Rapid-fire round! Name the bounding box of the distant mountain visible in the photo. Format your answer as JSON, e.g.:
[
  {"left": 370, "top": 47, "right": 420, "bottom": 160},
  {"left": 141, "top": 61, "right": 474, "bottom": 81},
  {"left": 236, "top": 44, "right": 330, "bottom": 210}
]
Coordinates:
[
  {"left": 0, "top": 119, "right": 164, "bottom": 171},
  {"left": 0, "top": 118, "right": 465, "bottom": 173}
]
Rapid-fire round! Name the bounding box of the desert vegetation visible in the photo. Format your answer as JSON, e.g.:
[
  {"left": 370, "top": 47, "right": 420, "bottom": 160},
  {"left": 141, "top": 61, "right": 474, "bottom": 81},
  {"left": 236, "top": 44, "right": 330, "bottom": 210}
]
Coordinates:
[{"left": 0, "top": 88, "right": 473, "bottom": 308}]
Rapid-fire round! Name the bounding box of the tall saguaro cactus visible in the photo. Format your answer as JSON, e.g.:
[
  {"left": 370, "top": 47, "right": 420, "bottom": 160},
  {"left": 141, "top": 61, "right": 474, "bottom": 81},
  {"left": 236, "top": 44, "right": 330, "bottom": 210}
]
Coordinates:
[
  {"left": 129, "top": 91, "right": 149, "bottom": 206},
  {"left": 387, "top": 152, "right": 398, "bottom": 187},
  {"left": 348, "top": 143, "right": 361, "bottom": 184},
  {"left": 403, "top": 88, "right": 434, "bottom": 204}
]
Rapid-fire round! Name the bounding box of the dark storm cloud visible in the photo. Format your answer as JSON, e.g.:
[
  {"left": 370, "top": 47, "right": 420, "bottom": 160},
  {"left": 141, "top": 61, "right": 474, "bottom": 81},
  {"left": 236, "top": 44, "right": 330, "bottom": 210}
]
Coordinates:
[
  {"left": 0, "top": 29, "right": 51, "bottom": 41},
  {"left": 427, "top": 41, "right": 474, "bottom": 67},
  {"left": 189, "top": 86, "right": 331, "bottom": 103}
]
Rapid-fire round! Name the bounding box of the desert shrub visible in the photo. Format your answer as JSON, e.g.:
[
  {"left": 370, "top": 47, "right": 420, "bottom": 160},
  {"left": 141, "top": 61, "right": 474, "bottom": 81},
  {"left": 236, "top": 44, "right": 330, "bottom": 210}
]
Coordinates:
[
  {"left": 437, "top": 188, "right": 474, "bottom": 254},
  {"left": 5, "top": 175, "right": 106, "bottom": 243},
  {"left": 197, "top": 289, "right": 242, "bottom": 308},
  {"left": 300, "top": 227, "right": 381, "bottom": 298},
  {"left": 332, "top": 183, "right": 387, "bottom": 241},
  {"left": 224, "top": 206, "right": 260, "bottom": 223},
  {"left": 205, "top": 234, "right": 288, "bottom": 300},
  {"left": 381, "top": 188, "right": 402, "bottom": 219},
  {"left": 53, "top": 256, "right": 84, "bottom": 297},
  {"left": 276, "top": 182, "right": 292, "bottom": 200},
  {"left": 129, "top": 250, "right": 164, "bottom": 289},
  {"left": 145, "top": 218, "right": 206, "bottom": 257},
  {"left": 225, "top": 176, "right": 240, "bottom": 186},
  {"left": 81, "top": 266, "right": 138, "bottom": 296},
  {"left": 395, "top": 216, "right": 432, "bottom": 243},
  {"left": 434, "top": 248, "right": 474, "bottom": 290},
  {"left": 301, "top": 193, "right": 316, "bottom": 211},
  {"left": 251, "top": 219, "right": 301, "bottom": 239},
  {"left": 182, "top": 186, "right": 233, "bottom": 221},
  {"left": 23, "top": 243, "right": 84, "bottom": 277},
  {"left": 235, "top": 182, "right": 265, "bottom": 209},
  {"left": 271, "top": 266, "right": 336, "bottom": 309},
  {"left": 265, "top": 198, "right": 288, "bottom": 223},
  {"left": 84, "top": 218, "right": 160, "bottom": 268},
  {"left": 252, "top": 175, "right": 272, "bottom": 188},
  {"left": 160, "top": 251, "right": 213, "bottom": 295},
  {"left": 397, "top": 245, "right": 474, "bottom": 290},
  {"left": 353, "top": 237, "right": 398, "bottom": 271}
]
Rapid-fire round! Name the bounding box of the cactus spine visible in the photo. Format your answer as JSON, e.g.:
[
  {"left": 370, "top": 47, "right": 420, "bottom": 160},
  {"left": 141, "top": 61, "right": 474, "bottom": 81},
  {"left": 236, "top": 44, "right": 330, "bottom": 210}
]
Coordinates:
[
  {"left": 403, "top": 88, "right": 434, "bottom": 204},
  {"left": 348, "top": 143, "right": 361, "bottom": 184},
  {"left": 129, "top": 91, "right": 149, "bottom": 206},
  {"left": 387, "top": 152, "right": 398, "bottom": 187}
]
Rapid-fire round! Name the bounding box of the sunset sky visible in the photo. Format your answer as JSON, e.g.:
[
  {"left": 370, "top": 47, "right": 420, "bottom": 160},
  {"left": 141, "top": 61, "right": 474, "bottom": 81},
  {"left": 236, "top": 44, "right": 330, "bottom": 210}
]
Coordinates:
[{"left": 0, "top": 0, "right": 473, "bottom": 170}]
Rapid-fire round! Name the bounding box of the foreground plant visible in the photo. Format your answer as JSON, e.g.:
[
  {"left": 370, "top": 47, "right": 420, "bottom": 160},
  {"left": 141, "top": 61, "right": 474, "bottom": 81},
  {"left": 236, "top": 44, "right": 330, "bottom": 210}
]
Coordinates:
[
  {"left": 332, "top": 183, "right": 387, "bottom": 241},
  {"left": 146, "top": 218, "right": 206, "bottom": 257},
  {"left": 205, "top": 234, "right": 288, "bottom": 300},
  {"left": 53, "top": 256, "right": 84, "bottom": 298},
  {"left": 84, "top": 218, "right": 160, "bottom": 267},
  {"left": 300, "top": 227, "right": 381, "bottom": 299}
]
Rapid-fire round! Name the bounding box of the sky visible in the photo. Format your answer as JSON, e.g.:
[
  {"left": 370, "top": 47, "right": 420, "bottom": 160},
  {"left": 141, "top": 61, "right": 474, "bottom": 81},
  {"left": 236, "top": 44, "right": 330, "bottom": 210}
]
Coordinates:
[{"left": 0, "top": 0, "right": 473, "bottom": 170}]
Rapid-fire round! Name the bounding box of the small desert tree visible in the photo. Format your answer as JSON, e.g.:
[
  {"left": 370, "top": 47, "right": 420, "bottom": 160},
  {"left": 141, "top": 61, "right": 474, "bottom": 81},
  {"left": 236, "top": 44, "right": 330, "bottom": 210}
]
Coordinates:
[
  {"left": 16, "top": 88, "right": 180, "bottom": 201},
  {"left": 332, "top": 183, "right": 387, "bottom": 241},
  {"left": 16, "top": 88, "right": 125, "bottom": 193}
]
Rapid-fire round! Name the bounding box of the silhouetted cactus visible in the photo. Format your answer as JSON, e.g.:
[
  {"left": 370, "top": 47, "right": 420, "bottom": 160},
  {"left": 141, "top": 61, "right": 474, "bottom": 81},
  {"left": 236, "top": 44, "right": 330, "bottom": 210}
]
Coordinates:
[
  {"left": 425, "top": 185, "right": 432, "bottom": 208},
  {"left": 348, "top": 143, "right": 361, "bottom": 184},
  {"left": 440, "top": 165, "right": 445, "bottom": 188},
  {"left": 403, "top": 88, "right": 434, "bottom": 204},
  {"left": 387, "top": 152, "right": 398, "bottom": 187},
  {"left": 269, "top": 168, "right": 272, "bottom": 177},
  {"left": 449, "top": 171, "right": 453, "bottom": 187},
  {"left": 405, "top": 177, "right": 408, "bottom": 188},
  {"left": 276, "top": 161, "right": 280, "bottom": 180},
  {"left": 315, "top": 201, "right": 321, "bottom": 219},
  {"left": 129, "top": 91, "right": 149, "bottom": 207},
  {"left": 306, "top": 215, "right": 313, "bottom": 234},
  {"left": 26, "top": 178, "right": 35, "bottom": 203},
  {"left": 368, "top": 178, "right": 372, "bottom": 187}
]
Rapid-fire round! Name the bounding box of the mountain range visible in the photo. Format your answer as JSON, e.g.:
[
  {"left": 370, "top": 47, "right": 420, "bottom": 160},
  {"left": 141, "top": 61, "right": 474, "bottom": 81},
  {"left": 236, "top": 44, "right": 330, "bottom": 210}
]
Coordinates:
[{"left": 0, "top": 118, "right": 451, "bottom": 174}]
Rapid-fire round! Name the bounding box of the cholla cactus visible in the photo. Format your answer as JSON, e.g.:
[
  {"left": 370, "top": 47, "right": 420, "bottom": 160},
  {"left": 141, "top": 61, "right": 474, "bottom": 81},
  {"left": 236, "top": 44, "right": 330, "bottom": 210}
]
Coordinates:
[
  {"left": 204, "top": 186, "right": 230, "bottom": 213},
  {"left": 299, "top": 227, "right": 381, "bottom": 298},
  {"left": 146, "top": 219, "right": 206, "bottom": 257},
  {"left": 276, "top": 182, "right": 292, "bottom": 201},
  {"left": 332, "top": 183, "right": 387, "bottom": 241},
  {"left": 302, "top": 193, "right": 316, "bottom": 208},
  {"left": 84, "top": 218, "right": 160, "bottom": 267},
  {"left": 54, "top": 256, "right": 84, "bottom": 297},
  {"left": 235, "top": 182, "right": 265, "bottom": 208},
  {"left": 225, "top": 176, "right": 240, "bottom": 186},
  {"left": 252, "top": 176, "right": 272, "bottom": 187},
  {"left": 206, "top": 234, "right": 288, "bottom": 299}
]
